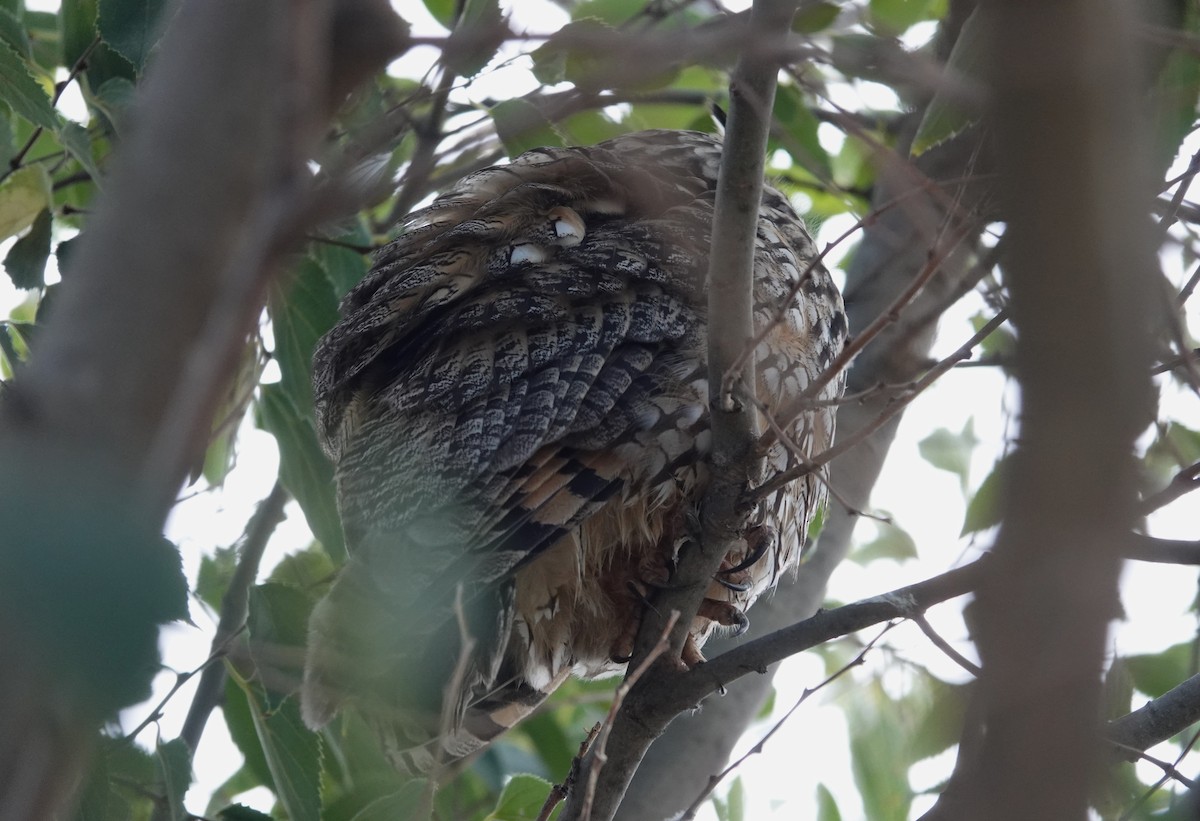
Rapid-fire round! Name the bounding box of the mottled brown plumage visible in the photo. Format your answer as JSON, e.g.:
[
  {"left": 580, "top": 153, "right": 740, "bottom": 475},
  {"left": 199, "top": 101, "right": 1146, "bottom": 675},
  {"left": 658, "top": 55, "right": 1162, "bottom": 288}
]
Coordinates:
[{"left": 301, "top": 129, "right": 847, "bottom": 775}]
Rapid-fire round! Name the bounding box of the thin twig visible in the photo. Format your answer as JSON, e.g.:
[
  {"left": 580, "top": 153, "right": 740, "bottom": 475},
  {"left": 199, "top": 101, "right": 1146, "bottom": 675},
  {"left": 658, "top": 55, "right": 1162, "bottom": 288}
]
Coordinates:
[
  {"left": 1138, "top": 460, "right": 1200, "bottom": 516},
  {"left": 1117, "top": 726, "right": 1200, "bottom": 820},
  {"left": 579, "top": 611, "right": 680, "bottom": 821},
  {"left": 912, "top": 613, "right": 981, "bottom": 677},
  {"left": 752, "top": 308, "right": 1009, "bottom": 503},
  {"left": 722, "top": 171, "right": 989, "bottom": 399},
  {"left": 384, "top": 60, "right": 458, "bottom": 224},
  {"left": 761, "top": 218, "right": 977, "bottom": 451},
  {"left": 678, "top": 622, "right": 897, "bottom": 819},
  {"left": 178, "top": 481, "right": 289, "bottom": 751},
  {"left": 538, "top": 723, "right": 602, "bottom": 821}
]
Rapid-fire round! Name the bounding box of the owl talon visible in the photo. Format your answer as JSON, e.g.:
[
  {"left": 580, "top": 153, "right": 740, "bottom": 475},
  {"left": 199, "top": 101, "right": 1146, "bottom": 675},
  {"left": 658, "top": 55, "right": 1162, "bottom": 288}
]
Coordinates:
[
  {"left": 681, "top": 634, "right": 706, "bottom": 668},
  {"left": 697, "top": 598, "right": 750, "bottom": 637},
  {"left": 722, "top": 524, "right": 775, "bottom": 576},
  {"left": 715, "top": 575, "right": 751, "bottom": 593}
]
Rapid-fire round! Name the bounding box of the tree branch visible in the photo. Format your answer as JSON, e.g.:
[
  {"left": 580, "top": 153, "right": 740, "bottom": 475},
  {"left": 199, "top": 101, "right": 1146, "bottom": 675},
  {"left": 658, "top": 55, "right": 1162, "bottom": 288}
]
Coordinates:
[
  {"left": 179, "top": 481, "right": 290, "bottom": 751},
  {"left": 1108, "top": 674, "right": 1200, "bottom": 762},
  {"left": 0, "top": 3, "right": 404, "bottom": 819},
  {"left": 557, "top": 1, "right": 796, "bottom": 817},
  {"left": 960, "top": 2, "right": 1159, "bottom": 817}
]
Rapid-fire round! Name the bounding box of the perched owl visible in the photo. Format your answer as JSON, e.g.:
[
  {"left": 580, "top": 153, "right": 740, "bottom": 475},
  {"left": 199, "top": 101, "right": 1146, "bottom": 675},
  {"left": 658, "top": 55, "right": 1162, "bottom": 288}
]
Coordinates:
[{"left": 301, "top": 129, "right": 847, "bottom": 775}]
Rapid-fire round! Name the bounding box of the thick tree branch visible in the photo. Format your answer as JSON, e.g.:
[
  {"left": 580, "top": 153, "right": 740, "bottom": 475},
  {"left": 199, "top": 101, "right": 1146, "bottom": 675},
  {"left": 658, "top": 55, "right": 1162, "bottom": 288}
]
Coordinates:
[
  {"left": 959, "top": 2, "right": 1159, "bottom": 818},
  {"left": 0, "top": 3, "right": 404, "bottom": 819},
  {"left": 676, "top": 558, "right": 985, "bottom": 707},
  {"left": 1109, "top": 674, "right": 1200, "bottom": 757}
]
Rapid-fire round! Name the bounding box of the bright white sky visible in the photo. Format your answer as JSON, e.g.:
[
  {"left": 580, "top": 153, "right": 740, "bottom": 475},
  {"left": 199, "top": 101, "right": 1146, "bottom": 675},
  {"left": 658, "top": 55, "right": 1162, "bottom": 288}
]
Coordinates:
[{"left": 2, "top": 0, "right": 1199, "bottom": 818}]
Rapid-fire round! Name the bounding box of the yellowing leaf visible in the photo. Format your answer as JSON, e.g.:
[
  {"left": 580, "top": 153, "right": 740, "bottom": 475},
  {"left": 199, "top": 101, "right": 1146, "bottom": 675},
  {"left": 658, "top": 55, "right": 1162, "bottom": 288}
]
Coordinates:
[{"left": 0, "top": 165, "right": 51, "bottom": 242}]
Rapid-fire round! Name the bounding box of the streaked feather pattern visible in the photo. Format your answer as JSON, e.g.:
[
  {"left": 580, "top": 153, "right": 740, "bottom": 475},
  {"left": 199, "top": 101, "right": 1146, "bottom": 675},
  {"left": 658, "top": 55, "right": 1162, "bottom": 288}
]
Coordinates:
[{"left": 302, "top": 129, "right": 846, "bottom": 776}]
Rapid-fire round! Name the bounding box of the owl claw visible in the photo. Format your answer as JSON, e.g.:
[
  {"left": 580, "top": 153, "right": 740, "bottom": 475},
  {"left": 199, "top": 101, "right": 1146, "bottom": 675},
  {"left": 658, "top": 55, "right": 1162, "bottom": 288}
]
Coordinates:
[
  {"left": 698, "top": 598, "right": 750, "bottom": 637},
  {"left": 715, "top": 574, "right": 751, "bottom": 593},
  {"left": 721, "top": 524, "right": 775, "bottom": 576}
]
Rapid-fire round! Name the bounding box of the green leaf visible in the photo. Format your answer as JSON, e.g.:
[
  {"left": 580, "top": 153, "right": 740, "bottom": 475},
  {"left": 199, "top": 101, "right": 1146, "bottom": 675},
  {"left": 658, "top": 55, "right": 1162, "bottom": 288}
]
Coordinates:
[
  {"left": 0, "top": 8, "right": 31, "bottom": 58},
  {"left": 268, "top": 543, "right": 335, "bottom": 592},
  {"left": 350, "top": 781, "right": 433, "bottom": 821},
  {"left": 911, "top": 7, "right": 984, "bottom": 155},
  {"left": 257, "top": 384, "right": 345, "bottom": 561},
  {"left": 74, "top": 742, "right": 120, "bottom": 821},
  {"left": 0, "top": 164, "right": 51, "bottom": 240},
  {"left": 443, "top": 0, "right": 506, "bottom": 77},
  {"left": 917, "top": 419, "right": 978, "bottom": 490},
  {"left": 75, "top": 736, "right": 159, "bottom": 821},
  {"left": 485, "top": 773, "right": 553, "bottom": 821},
  {"left": 269, "top": 254, "right": 340, "bottom": 416},
  {"left": 24, "top": 11, "right": 61, "bottom": 73},
  {"left": 156, "top": 738, "right": 193, "bottom": 821},
  {"left": 247, "top": 582, "right": 313, "bottom": 707},
  {"left": 793, "top": 1, "right": 841, "bottom": 34},
  {"left": 1126, "top": 642, "right": 1192, "bottom": 700},
  {"left": 57, "top": 119, "right": 104, "bottom": 186},
  {"left": 555, "top": 109, "right": 624, "bottom": 146},
  {"left": 532, "top": 19, "right": 682, "bottom": 93},
  {"left": 64, "top": 0, "right": 137, "bottom": 89},
  {"left": 569, "top": 0, "right": 645, "bottom": 25},
  {"left": 512, "top": 712, "right": 574, "bottom": 781},
  {"left": 847, "top": 679, "right": 915, "bottom": 820},
  {"left": 0, "top": 37, "right": 58, "bottom": 130},
  {"left": 724, "top": 777, "right": 746, "bottom": 821},
  {"left": 196, "top": 544, "right": 237, "bottom": 611},
  {"left": 201, "top": 338, "right": 263, "bottom": 487},
  {"left": 1146, "top": 421, "right": 1200, "bottom": 494},
  {"left": 230, "top": 670, "right": 323, "bottom": 821},
  {"left": 908, "top": 677, "right": 969, "bottom": 761},
  {"left": 3, "top": 206, "right": 51, "bottom": 289},
  {"left": 491, "top": 98, "right": 565, "bottom": 157},
  {"left": 869, "top": 0, "right": 944, "bottom": 34},
  {"left": 853, "top": 520, "right": 918, "bottom": 563},
  {"left": 830, "top": 134, "right": 873, "bottom": 192},
  {"left": 0, "top": 465, "right": 188, "bottom": 718},
  {"left": 89, "top": 76, "right": 137, "bottom": 135},
  {"left": 422, "top": 0, "right": 455, "bottom": 29},
  {"left": 249, "top": 582, "right": 313, "bottom": 648},
  {"left": 0, "top": 108, "right": 15, "bottom": 170},
  {"left": 312, "top": 229, "right": 370, "bottom": 299},
  {"left": 772, "top": 84, "right": 833, "bottom": 182},
  {"left": 222, "top": 675, "right": 274, "bottom": 789},
  {"left": 1148, "top": 1, "right": 1200, "bottom": 170},
  {"left": 961, "top": 454, "right": 1009, "bottom": 536},
  {"left": 96, "top": 0, "right": 167, "bottom": 71},
  {"left": 816, "top": 784, "right": 842, "bottom": 821}
]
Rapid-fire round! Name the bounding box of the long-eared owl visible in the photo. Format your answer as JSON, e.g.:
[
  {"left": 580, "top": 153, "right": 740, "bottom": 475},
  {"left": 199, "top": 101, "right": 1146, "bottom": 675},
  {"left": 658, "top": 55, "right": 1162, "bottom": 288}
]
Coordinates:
[{"left": 301, "top": 129, "right": 847, "bottom": 775}]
